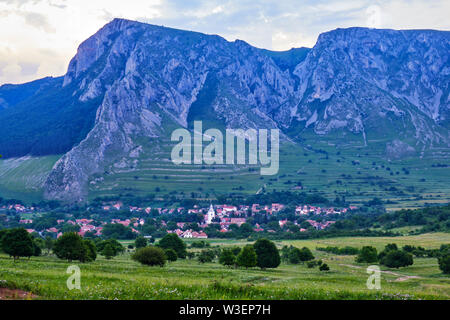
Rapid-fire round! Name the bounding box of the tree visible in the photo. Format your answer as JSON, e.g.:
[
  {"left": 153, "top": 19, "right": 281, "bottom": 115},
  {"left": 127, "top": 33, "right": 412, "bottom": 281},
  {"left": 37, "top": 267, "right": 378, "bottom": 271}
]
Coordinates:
[
  {"left": 380, "top": 250, "right": 413, "bottom": 268},
  {"left": 253, "top": 239, "right": 280, "bottom": 269},
  {"left": 158, "top": 234, "right": 187, "bottom": 259},
  {"left": 53, "top": 232, "right": 87, "bottom": 262},
  {"left": 298, "top": 247, "right": 314, "bottom": 262},
  {"left": 44, "top": 236, "right": 54, "bottom": 255},
  {"left": 132, "top": 246, "right": 166, "bottom": 267},
  {"left": 319, "top": 263, "right": 330, "bottom": 271},
  {"left": 197, "top": 249, "right": 215, "bottom": 263},
  {"left": 219, "top": 249, "right": 236, "bottom": 267},
  {"left": 32, "top": 238, "right": 42, "bottom": 257},
  {"left": 236, "top": 245, "right": 257, "bottom": 269},
  {"left": 165, "top": 248, "right": 178, "bottom": 262},
  {"left": 83, "top": 239, "right": 97, "bottom": 262},
  {"left": 288, "top": 247, "right": 302, "bottom": 264},
  {"left": 96, "top": 239, "right": 124, "bottom": 257},
  {"left": 135, "top": 236, "right": 147, "bottom": 249},
  {"left": 1, "top": 228, "right": 34, "bottom": 261},
  {"left": 102, "top": 244, "right": 115, "bottom": 260},
  {"left": 356, "top": 246, "right": 378, "bottom": 263},
  {"left": 438, "top": 254, "right": 450, "bottom": 274}
]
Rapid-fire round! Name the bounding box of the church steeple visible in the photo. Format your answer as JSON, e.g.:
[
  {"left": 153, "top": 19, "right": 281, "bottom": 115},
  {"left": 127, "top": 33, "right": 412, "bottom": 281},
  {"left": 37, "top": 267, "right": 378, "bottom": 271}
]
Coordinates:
[{"left": 206, "top": 204, "right": 215, "bottom": 224}]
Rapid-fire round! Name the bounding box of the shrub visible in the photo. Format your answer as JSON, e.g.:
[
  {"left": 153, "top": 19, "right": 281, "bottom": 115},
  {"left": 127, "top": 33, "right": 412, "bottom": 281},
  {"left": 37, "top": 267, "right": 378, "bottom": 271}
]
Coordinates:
[
  {"left": 319, "top": 263, "right": 330, "bottom": 271},
  {"left": 165, "top": 248, "right": 178, "bottom": 262},
  {"left": 132, "top": 246, "right": 166, "bottom": 267},
  {"left": 380, "top": 250, "right": 413, "bottom": 268}
]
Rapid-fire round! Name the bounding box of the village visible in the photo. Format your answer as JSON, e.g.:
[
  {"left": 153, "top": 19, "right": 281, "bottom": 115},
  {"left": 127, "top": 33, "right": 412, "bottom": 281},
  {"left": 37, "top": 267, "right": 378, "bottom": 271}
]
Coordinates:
[{"left": 1, "top": 201, "right": 358, "bottom": 240}]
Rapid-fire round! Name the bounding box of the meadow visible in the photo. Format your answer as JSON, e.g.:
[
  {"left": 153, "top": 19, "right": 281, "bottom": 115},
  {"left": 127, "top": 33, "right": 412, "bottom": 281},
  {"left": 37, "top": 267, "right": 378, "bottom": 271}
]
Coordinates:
[{"left": 0, "top": 233, "right": 448, "bottom": 300}]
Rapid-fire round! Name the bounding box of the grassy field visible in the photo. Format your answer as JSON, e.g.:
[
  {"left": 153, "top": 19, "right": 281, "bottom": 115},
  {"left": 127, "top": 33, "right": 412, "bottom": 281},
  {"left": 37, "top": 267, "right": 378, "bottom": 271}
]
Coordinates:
[{"left": 0, "top": 233, "right": 448, "bottom": 300}]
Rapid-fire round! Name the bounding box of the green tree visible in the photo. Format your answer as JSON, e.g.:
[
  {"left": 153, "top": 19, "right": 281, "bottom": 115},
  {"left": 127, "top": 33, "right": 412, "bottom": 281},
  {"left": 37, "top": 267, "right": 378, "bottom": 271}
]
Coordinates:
[
  {"left": 197, "top": 249, "right": 215, "bottom": 263},
  {"left": 44, "top": 236, "right": 54, "bottom": 255},
  {"left": 298, "top": 247, "right": 314, "bottom": 262},
  {"left": 32, "top": 238, "right": 42, "bottom": 257},
  {"left": 319, "top": 263, "right": 330, "bottom": 271},
  {"left": 165, "top": 248, "right": 178, "bottom": 262},
  {"left": 102, "top": 244, "right": 115, "bottom": 260},
  {"left": 158, "top": 234, "right": 187, "bottom": 259},
  {"left": 356, "top": 246, "right": 378, "bottom": 263},
  {"left": 82, "top": 239, "right": 97, "bottom": 262},
  {"left": 96, "top": 239, "right": 124, "bottom": 256},
  {"left": 288, "top": 247, "right": 302, "bottom": 264},
  {"left": 253, "top": 239, "right": 280, "bottom": 269},
  {"left": 236, "top": 245, "right": 257, "bottom": 269},
  {"left": 132, "top": 246, "right": 166, "bottom": 267},
  {"left": 219, "top": 248, "right": 236, "bottom": 267},
  {"left": 53, "top": 232, "right": 87, "bottom": 262},
  {"left": 380, "top": 250, "right": 413, "bottom": 268},
  {"left": 1, "top": 228, "right": 34, "bottom": 261},
  {"left": 438, "top": 254, "right": 450, "bottom": 274},
  {"left": 135, "top": 236, "right": 147, "bottom": 249}
]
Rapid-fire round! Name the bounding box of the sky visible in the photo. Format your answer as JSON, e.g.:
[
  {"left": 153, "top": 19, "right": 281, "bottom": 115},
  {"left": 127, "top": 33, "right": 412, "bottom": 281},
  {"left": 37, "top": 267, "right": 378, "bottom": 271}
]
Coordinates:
[{"left": 0, "top": 0, "right": 449, "bottom": 85}]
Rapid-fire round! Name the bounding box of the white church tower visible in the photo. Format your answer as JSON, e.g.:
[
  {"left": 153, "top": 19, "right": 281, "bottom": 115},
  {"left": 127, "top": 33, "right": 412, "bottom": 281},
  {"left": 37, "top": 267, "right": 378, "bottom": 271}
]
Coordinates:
[{"left": 206, "top": 204, "right": 215, "bottom": 224}]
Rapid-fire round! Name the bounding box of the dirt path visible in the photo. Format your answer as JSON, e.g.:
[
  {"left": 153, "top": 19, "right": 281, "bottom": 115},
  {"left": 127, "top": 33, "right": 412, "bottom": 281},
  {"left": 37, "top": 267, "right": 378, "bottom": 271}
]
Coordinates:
[{"left": 338, "top": 264, "right": 422, "bottom": 282}]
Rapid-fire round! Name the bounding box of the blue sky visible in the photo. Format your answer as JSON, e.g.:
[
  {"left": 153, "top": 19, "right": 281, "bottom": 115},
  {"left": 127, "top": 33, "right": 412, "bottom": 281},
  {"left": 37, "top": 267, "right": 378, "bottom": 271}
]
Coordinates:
[{"left": 0, "top": 0, "right": 449, "bottom": 84}]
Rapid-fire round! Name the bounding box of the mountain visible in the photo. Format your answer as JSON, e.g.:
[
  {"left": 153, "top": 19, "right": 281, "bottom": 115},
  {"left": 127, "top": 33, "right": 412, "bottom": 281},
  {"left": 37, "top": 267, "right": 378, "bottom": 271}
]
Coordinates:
[{"left": 0, "top": 18, "right": 448, "bottom": 202}]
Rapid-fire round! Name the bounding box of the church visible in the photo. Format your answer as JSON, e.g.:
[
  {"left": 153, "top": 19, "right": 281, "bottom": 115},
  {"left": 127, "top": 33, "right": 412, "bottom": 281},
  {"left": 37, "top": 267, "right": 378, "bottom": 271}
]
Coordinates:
[{"left": 205, "top": 204, "right": 215, "bottom": 224}]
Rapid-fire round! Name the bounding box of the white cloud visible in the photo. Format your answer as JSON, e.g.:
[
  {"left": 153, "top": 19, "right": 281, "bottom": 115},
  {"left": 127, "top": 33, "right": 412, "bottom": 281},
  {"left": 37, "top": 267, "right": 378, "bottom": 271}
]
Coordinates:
[{"left": 0, "top": 0, "right": 449, "bottom": 84}]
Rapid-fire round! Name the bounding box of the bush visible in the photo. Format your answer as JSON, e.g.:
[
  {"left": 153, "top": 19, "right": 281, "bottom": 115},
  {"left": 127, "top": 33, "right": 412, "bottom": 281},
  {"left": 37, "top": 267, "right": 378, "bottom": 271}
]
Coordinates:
[
  {"left": 319, "top": 263, "right": 330, "bottom": 271},
  {"left": 253, "top": 239, "right": 280, "bottom": 269},
  {"left": 356, "top": 246, "right": 378, "bottom": 263},
  {"left": 380, "top": 250, "right": 413, "bottom": 268},
  {"left": 165, "top": 248, "right": 178, "bottom": 262},
  {"left": 132, "top": 246, "right": 166, "bottom": 267}
]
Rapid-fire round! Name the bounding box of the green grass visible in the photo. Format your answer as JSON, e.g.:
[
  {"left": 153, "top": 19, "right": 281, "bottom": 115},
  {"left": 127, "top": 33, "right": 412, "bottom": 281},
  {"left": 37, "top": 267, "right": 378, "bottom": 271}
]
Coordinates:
[
  {"left": 1, "top": 233, "right": 448, "bottom": 300},
  {"left": 0, "top": 155, "right": 60, "bottom": 202}
]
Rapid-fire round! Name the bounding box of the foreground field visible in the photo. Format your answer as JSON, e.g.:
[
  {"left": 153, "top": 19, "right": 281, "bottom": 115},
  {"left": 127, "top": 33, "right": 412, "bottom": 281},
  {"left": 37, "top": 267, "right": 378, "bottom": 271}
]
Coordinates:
[{"left": 0, "top": 233, "right": 449, "bottom": 300}]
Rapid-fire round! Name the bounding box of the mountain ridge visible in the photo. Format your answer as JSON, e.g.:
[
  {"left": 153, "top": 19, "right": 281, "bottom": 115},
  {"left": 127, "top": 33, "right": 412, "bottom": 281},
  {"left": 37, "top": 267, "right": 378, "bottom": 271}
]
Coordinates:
[{"left": 0, "top": 18, "right": 448, "bottom": 202}]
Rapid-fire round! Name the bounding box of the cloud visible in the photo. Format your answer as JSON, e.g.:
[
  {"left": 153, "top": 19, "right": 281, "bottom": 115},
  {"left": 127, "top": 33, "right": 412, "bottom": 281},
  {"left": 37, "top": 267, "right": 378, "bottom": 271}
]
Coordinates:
[{"left": 0, "top": 0, "right": 449, "bottom": 85}]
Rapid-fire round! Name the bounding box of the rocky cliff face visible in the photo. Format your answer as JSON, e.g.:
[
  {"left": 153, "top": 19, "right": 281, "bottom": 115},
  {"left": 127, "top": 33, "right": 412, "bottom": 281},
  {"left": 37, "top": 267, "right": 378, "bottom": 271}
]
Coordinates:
[
  {"left": 292, "top": 27, "right": 450, "bottom": 146},
  {"left": 4, "top": 18, "right": 446, "bottom": 202}
]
